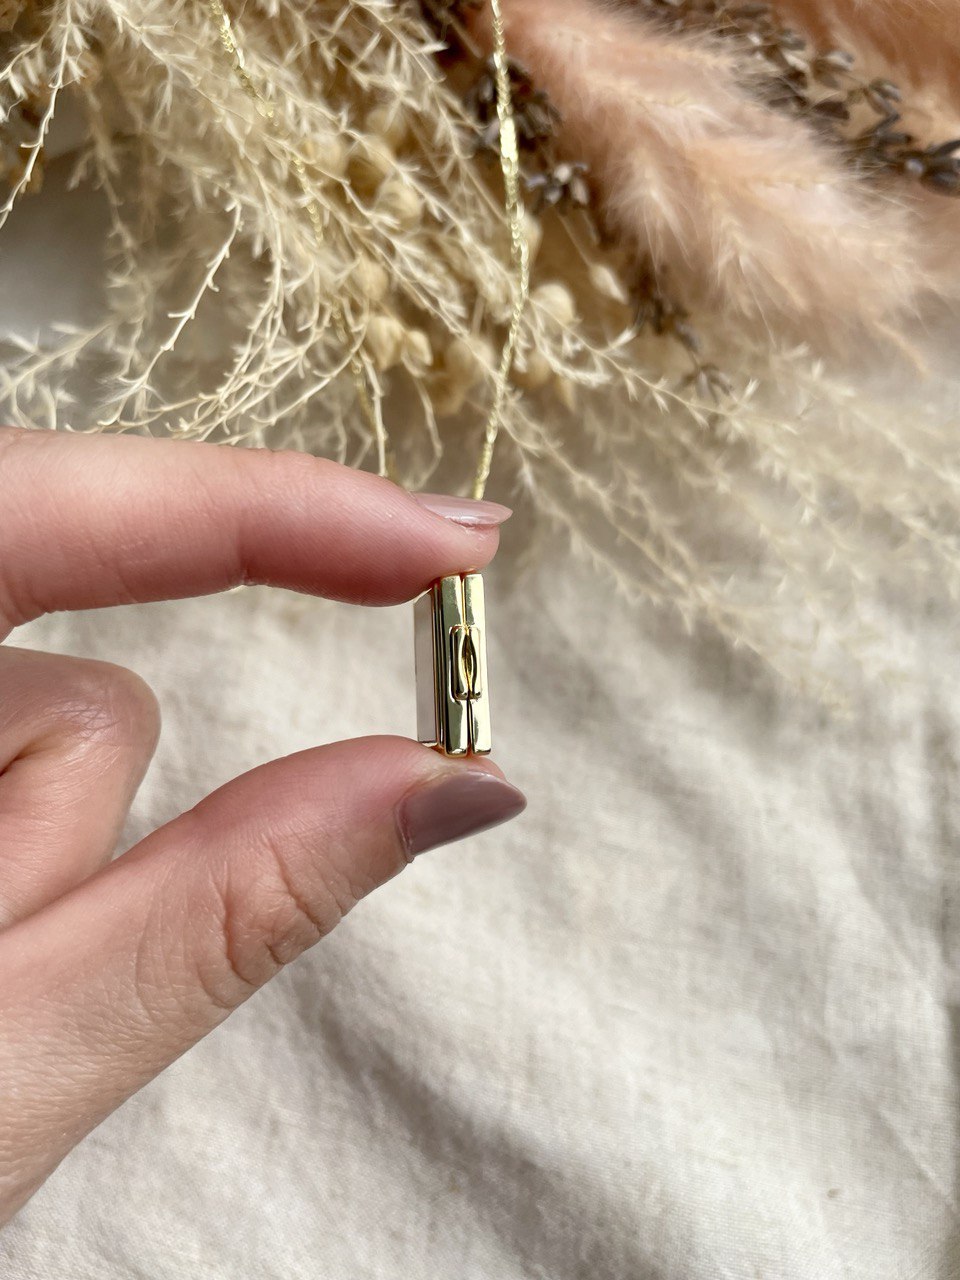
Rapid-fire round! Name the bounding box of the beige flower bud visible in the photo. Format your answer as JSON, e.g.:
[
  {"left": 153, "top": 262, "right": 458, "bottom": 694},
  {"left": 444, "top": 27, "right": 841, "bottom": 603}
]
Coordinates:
[
  {"left": 485, "top": 272, "right": 515, "bottom": 319},
  {"left": 588, "top": 262, "right": 629, "bottom": 305},
  {"left": 523, "top": 210, "right": 543, "bottom": 262},
  {"left": 348, "top": 138, "right": 396, "bottom": 197},
  {"left": 365, "top": 314, "right": 405, "bottom": 372},
  {"left": 353, "top": 255, "right": 390, "bottom": 304},
  {"left": 511, "top": 350, "right": 552, "bottom": 391},
  {"left": 532, "top": 281, "right": 577, "bottom": 327},
  {"left": 377, "top": 177, "right": 422, "bottom": 228},
  {"left": 444, "top": 335, "right": 493, "bottom": 391},
  {"left": 365, "top": 104, "right": 409, "bottom": 151},
  {"left": 429, "top": 375, "right": 469, "bottom": 418},
  {"left": 304, "top": 133, "right": 347, "bottom": 178},
  {"left": 554, "top": 374, "right": 578, "bottom": 412},
  {"left": 403, "top": 327, "right": 433, "bottom": 372}
]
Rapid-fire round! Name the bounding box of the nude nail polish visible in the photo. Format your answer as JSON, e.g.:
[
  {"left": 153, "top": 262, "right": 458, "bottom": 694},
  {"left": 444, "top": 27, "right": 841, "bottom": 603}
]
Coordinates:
[
  {"left": 411, "top": 492, "right": 513, "bottom": 529},
  {"left": 397, "top": 770, "right": 526, "bottom": 856}
]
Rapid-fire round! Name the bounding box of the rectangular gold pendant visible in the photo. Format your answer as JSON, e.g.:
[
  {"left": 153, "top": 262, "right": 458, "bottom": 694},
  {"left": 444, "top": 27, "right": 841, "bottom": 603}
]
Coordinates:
[{"left": 414, "top": 573, "right": 492, "bottom": 756}]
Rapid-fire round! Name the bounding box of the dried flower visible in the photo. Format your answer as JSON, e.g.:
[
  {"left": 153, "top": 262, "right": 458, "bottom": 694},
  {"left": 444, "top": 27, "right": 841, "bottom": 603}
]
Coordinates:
[
  {"left": 466, "top": 54, "right": 559, "bottom": 155},
  {"left": 1, "top": 0, "right": 959, "bottom": 700},
  {"left": 531, "top": 280, "right": 577, "bottom": 326},
  {"left": 524, "top": 160, "right": 590, "bottom": 213},
  {"left": 629, "top": 0, "right": 960, "bottom": 196}
]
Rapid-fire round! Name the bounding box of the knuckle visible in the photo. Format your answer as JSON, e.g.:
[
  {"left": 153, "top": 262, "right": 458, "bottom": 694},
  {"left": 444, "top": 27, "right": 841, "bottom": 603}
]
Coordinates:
[
  {"left": 189, "top": 821, "right": 356, "bottom": 1012},
  {"left": 0, "top": 429, "right": 44, "bottom": 632}
]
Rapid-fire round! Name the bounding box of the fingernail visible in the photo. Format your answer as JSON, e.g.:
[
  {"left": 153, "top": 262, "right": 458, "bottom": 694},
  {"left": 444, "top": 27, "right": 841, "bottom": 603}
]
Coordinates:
[
  {"left": 411, "top": 492, "right": 513, "bottom": 529},
  {"left": 397, "top": 769, "right": 527, "bottom": 856}
]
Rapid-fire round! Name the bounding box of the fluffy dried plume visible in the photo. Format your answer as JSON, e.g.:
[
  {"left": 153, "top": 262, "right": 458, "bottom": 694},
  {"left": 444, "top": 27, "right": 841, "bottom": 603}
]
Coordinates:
[
  {"left": 479, "top": 0, "right": 931, "bottom": 348},
  {"left": 1, "top": 0, "right": 960, "bottom": 703}
]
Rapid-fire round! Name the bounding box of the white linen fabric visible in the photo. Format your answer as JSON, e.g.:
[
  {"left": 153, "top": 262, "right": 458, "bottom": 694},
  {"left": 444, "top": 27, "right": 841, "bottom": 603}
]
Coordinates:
[{"left": 1, "top": 156, "right": 958, "bottom": 1280}]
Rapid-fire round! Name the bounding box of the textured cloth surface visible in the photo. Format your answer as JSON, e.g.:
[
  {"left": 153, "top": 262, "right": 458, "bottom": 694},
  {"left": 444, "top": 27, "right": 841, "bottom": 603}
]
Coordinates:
[{"left": 1, "top": 161, "right": 959, "bottom": 1280}]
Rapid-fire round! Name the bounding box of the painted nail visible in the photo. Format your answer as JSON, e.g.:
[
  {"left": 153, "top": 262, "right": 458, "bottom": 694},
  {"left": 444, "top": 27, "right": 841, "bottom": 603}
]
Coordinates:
[
  {"left": 397, "top": 769, "right": 527, "bottom": 856},
  {"left": 412, "top": 492, "right": 513, "bottom": 529}
]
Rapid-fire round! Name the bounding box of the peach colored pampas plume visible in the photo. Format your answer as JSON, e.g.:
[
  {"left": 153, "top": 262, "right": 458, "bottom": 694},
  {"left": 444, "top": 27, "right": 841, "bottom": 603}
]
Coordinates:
[{"left": 479, "top": 0, "right": 929, "bottom": 349}]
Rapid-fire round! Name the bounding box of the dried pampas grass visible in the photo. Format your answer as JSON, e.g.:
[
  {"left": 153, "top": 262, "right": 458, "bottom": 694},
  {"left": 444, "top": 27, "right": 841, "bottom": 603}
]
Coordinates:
[
  {"left": 479, "top": 0, "right": 941, "bottom": 349},
  {"left": 1, "top": 0, "right": 959, "bottom": 702}
]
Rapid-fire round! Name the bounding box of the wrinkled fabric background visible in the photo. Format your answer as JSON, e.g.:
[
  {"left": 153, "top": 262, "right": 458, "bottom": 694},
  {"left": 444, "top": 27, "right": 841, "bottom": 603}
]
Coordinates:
[{"left": 1, "top": 156, "right": 958, "bottom": 1280}]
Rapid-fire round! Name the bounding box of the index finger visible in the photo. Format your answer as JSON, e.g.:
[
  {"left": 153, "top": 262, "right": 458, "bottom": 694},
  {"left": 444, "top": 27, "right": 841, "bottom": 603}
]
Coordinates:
[{"left": 0, "top": 429, "right": 510, "bottom": 634}]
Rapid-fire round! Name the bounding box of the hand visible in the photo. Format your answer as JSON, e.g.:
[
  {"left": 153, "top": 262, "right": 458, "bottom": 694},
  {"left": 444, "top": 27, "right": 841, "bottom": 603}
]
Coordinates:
[{"left": 0, "top": 427, "right": 525, "bottom": 1224}]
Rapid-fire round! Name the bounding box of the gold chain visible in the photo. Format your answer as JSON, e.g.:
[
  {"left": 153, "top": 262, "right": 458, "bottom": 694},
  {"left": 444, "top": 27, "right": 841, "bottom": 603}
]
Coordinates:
[
  {"left": 206, "top": 0, "right": 528, "bottom": 500},
  {"left": 472, "top": 0, "right": 530, "bottom": 500}
]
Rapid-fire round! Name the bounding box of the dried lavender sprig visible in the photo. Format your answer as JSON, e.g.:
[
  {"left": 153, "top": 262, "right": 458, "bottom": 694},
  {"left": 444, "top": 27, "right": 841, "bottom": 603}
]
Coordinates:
[{"left": 631, "top": 0, "right": 960, "bottom": 195}]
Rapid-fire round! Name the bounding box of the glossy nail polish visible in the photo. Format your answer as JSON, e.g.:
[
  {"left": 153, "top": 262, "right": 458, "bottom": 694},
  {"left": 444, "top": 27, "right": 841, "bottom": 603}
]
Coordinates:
[
  {"left": 411, "top": 492, "right": 513, "bottom": 529},
  {"left": 397, "top": 770, "right": 526, "bottom": 856}
]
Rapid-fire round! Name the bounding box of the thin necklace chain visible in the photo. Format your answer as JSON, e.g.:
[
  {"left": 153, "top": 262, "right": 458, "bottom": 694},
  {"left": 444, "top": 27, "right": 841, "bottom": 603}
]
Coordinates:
[
  {"left": 470, "top": 0, "right": 529, "bottom": 500},
  {"left": 206, "top": 0, "right": 528, "bottom": 502}
]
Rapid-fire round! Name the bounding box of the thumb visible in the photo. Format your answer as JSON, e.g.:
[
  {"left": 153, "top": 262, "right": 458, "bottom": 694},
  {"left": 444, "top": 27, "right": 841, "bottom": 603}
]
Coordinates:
[{"left": 0, "top": 736, "right": 525, "bottom": 1221}]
